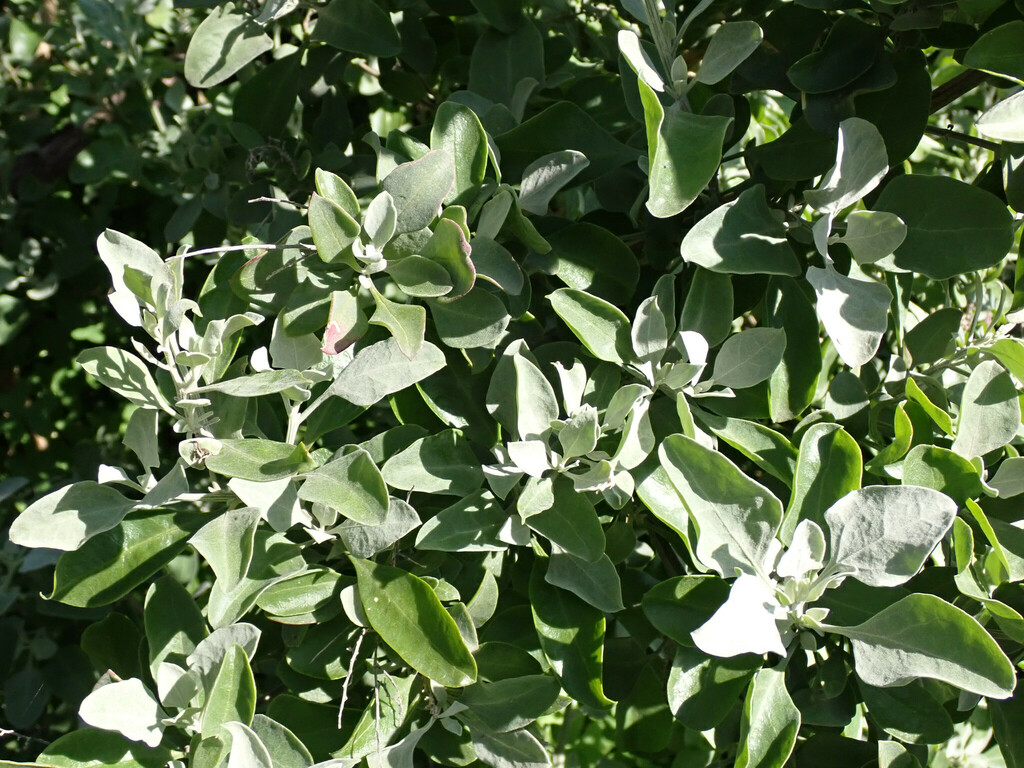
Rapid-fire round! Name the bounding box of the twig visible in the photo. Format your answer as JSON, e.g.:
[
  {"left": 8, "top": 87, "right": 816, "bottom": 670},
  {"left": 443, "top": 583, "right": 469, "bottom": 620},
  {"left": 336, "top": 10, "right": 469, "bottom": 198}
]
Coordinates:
[
  {"left": 924, "top": 125, "right": 1001, "bottom": 153},
  {"left": 930, "top": 69, "right": 987, "bottom": 113},
  {"left": 168, "top": 242, "right": 316, "bottom": 261},
  {"left": 338, "top": 628, "right": 368, "bottom": 729}
]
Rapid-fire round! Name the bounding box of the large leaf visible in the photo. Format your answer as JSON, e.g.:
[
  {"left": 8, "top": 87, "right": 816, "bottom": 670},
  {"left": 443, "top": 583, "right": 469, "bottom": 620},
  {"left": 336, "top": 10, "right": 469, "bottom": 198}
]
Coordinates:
[
  {"left": 50, "top": 511, "right": 202, "bottom": 607},
  {"left": 203, "top": 439, "right": 317, "bottom": 482},
  {"left": 382, "top": 151, "right": 456, "bottom": 234},
  {"left": 530, "top": 560, "right": 612, "bottom": 712},
  {"left": 312, "top": 0, "right": 401, "bottom": 57},
  {"left": 874, "top": 175, "right": 1015, "bottom": 280},
  {"left": 201, "top": 645, "right": 256, "bottom": 736},
  {"left": 298, "top": 448, "right": 389, "bottom": 525},
  {"left": 78, "top": 347, "right": 174, "bottom": 412},
  {"left": 659, "top": 434, "right": 782, "bottom": 578},
  {"left": 430, "top": 102, "right": 488, "bottom": 206},
  {"left": 680, "top": 185, "right": 800, "bottom": 276},
  {"left": 828, "top": 593, "right": 1016, "bottom": 698},
  {"left": 804, "top": 118, "right": 888, "bottom": 214},
  {"left": 735, "top": 666, "right": 800, "bottom": 768},
  {"left": 382, "top": 429, "right": 484, "bottom": 496},
  {"left": 638, "top": 79, "right": 732, "bottom": 218},
  {"left": 696, "top": 21, "right": 763, "bottom": 85},
  {"left": 824, "top": 486, "right": 956, "bottom": 587},
  {"left": 977, "top": 90, "right": 1024, "bottom": 142},
  {"left": 79, "top": 679, "right": 166, "bottom": 748},
  {"left": 950, "top": 360, "right": 1021, "bottom": 459},
  {"left": 964, "top": 20, "right": 1024, "bottom": 81},
  {"left": 807, "top": 264, "right": 891, "bottom": 369},
  {"left": 711, "top": 329, "right": 786, "bottom": 390},
  {"left": 351, "top": 557, "right": 477, "bottom": 687},
  {"left": 326, "top": 338, "right": 446, "bottom": 407},
  {"left": 9, "top": 481, "right": 135, "bottom": 552},
  {"left": 184, "top": 3, "right": 273, "bottom": 88},
  {"left": 35, "top": 728, "right": 171, "bottom": 768},
  {"left": 549, "top": 288, "right": 633, "bottom": 365}
]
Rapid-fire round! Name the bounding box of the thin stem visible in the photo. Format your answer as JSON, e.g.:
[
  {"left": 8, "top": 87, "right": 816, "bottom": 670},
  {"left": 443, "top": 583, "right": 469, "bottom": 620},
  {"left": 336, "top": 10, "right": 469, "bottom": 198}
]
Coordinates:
[
  {"left": 338, "top": 629, "right": 368, "bottom": 729},
  {"left": 168, "top": 242, "right": 316, "bottom": 261},
  {"left": 924, "top": 125, "right": 1001, "bottom": 154},
  {"left": 284, "top": 397, "right": 303, "bottom": 445}
]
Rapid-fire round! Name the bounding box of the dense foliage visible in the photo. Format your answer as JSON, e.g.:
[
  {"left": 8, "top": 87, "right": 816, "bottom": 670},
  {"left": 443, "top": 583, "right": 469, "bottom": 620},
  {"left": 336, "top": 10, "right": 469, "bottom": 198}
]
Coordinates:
[{"left": 3, "top": 0, "right": 1024, "bottom": 766}]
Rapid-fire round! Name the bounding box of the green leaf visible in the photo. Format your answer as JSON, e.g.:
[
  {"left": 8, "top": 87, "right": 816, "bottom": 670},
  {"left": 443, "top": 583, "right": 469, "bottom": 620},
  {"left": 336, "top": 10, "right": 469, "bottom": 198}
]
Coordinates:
[
  {"left": 369, "top": 290, "right": 426, "bottom": 360},
  {"left": 312, "top": 0, "right": 401, "bottom": 57},
  {"left": 315, "top": 169, "right": 360, "bottom": 220},
  {"left": 693, "top": 409, "right": 797, "bottom": 487},
  {"left": 668, "top": 646, "right": 761, "bottom": 731},
  {"left": 951, "top": 360, "right": 1021, "bottom": 459},
  {"left": 902, "top": 445, "right": 984, "bottom": 506},
  {"left": 549, "top": 288, "right": 633, "bottom": 365},
  {"left": 530, "top": 560, "right": 613, "bottom": 712},
  {"left": 97, "top": 230, "right": 173, "bottom": 329},
  {"left": 786, "top": 15, "right": 881, "bottom": 94},
  {"left": 527, "top": 478, "right": 605, "bottom": 561},
  {"left": 430, "top": 288, "right": 510, "bottom": 350},
  {"left": 50, "top": 510, "right": 202, "bottom": 607},
  {"left": 468, "top": 22, "right": 545, "bottom": 109},
  {"left": 905, "top": 309, "right": 961, "bottom": 367},
  {"left": 203, "top": 439, "right": 317, "bottom": 482},
  {"left": 459, "top": 675, "right": 562, "bottom": 733},
  {"left": 471, "top": 729, "right": 551, "bottom": 768},
  {"left": 415, "top": 490, "right": 508, "bottom": 551},
  {"left": 964, "top": 20, "right": 1024, "bottom": 81},
  {"left": 711, "top": 328, "right": 786, "bottom": 390},
  {"left": 807, "top": 264, "right": 891, "bottom": 369},
  {"left": 326, "top": 338, "right": 446, "bottom": 407},
  {"left": 351, "top": 557, "right": 477, "bottom": 687},
  {"left": 836, "top": 210, "right": 907, "bottom": 265},
  {"left": 680, "top": 185, "right": 800, "bottom": 276},
  {"left": 423, "top": 216, "right": 475, "bottom": 301},
  {"left": 471, "top": 237, "right": 525, "bottom": 295},
  {"left": 638, "top": 79, "right": 732, "bottom": 218},
  {"left": 250, "top": 715, "right": 314, "bottom": 768},
  {"left": 308, "top": 193, "right": 361, "bottom": 264},
  {"left": 696, "top": 21, "right": 763, "bottom": 84},
  {"left": 681, "top": 269, "right": 733, "bottom": 348},
  {"left": 145, "top": 575, "right": 207, "bottom": 675},
  {"left": 336, "top": 496, "right": 421, "bottom": 558},
  {"left": 9, "top": 481, "right": 135, "bottom": 552},
  {"left": 642, "top": 576, "right": 730, "bottom": 647},
  {"left": 382, "top": 429, "right": 484, "bottom": 496},
  {"left": 735, "top": 666, "right": 800, "bottom": 768},
  {"left": 874, "top": 175, "right": 1015, "bottom": 280},
  {"left": 859, "top": 681, "right": 954, "bottom": 745},
  {"left": 991, "top": 693, "right": 1024, "bottom": 768},
  {"left": 486, "top": 341, "right": 559, "bottom": 441},
  {"left": 804, "top": 118, "right": 889, "bottom": 214},
  {"left": 977, "top": 90, "right": 1024, "bottom": 142},
  {"left": 78, "top": 347, "right": 174, "bottom": 413},
  {"left": 518, "top": 150, "right": 590, "bottom": 215},
  {"left": 197, "top": 370, "right": 313, "bottom": 398},
  {"left": 299, "top": 448, "right": 389, "bottom": 525},
  {"left": 387, "top": 255, "right": 454, "bottom": 298},
  {"left": 190, "top": 508, "right": 261, "bottom": 593},
  {"left": 201, "top": 645, "right": 256, "bottom": 736},
  {"left": 543, "top": 223, "right": 640, "bottom": 306},
  {"left": 827, "top": 593, "right": 1016, "bottom": 698},
  {"left": 660, "top": 434, "right": 783, "bottom": 578},
  {"left": 496, "top": 102, "right": 638, "bottom": 183},
  {"left": 545, "top": 550, "right": 624, "bottom": 613},
  {"left": 184, "top": 3, "right": 273, "bottom": 88},
  {"left": 825, "top": 485, "right": 956, "bottom": 587},
  {"left": 430, "top": 102, "right": 488, "bottom": 206},
  {"left": 79, "top": 679, "right": 166, "bottom": 748},
  {"left": 256, "top": 567, "right": 345, "bottom": 620},
  {"left": 781, "top": 423, "right": 861, "bottom": 544},
  {"left": 766, "top": 277, "right": 820, "bottom": 423},
  {"left": 35, "top": 727, "right": 171, "bottom": 768},
  {"left": 382, "top": 151, "right": 456, "bottom": 234}
]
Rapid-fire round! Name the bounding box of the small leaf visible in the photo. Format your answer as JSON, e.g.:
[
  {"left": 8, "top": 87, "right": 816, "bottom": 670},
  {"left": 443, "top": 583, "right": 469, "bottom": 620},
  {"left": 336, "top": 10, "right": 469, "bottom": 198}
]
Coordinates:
[
  {"left": 805, "top": 118, "right": 889, "bottom": 214},
  {"left": 735, "top": 666, "right": 800, "bottom": 768},
  {"left": 369, "top": 289, "right": 426, "bottom": 359},
  {"left": 204, "top": 440, "right": 317, "bottom": 482},
  {"left": 828, "top": 593, "right": 1016, "bottom": 698},
  {"left": 352, "top": 557, "right": 477, "bottom": 687},
  {"left": 711, "top": 328, "right": 786, "bottom": 389},
  {"left": 382, "top": 429, "right": 484, "bottom": 496},
  {"left": 430, "top": 102, "right": 488, "bottom": 206},
  {"left": 326, "top": 338, "right": 446, "bottom": 407},
  {"left": 837, "top": 210, "right": 907, "bottom": 265},
  {"left": 308, "top": 193, "right": 360, "bottom": 264},
  {"left": 519, "top": 150, "right": 590, "bottom": 215},
  {"left": 415, "top": 490, "right": 508, "bottom": 551},
  {"left": 78, "top": 347, "right": 174, "bottom": 413},
  {"left": 201, "top": 645, "right": 257, "bottom": 736},
  {"left": 312, "top": 0, "right": 401, "bottom": 57},
  {"left": 382, "top": 151, "right": 456, "bottom": 234},
  {"left": 668, "top": 646, "right": 761, "bottom": 731},
  {"left": 977, "top": 90, "right": 1024, "bottom": 142},
  {"left": 691, "top": 575, "right": 786, "bottom": 657},
  {"left": 549, "top": 288, "right": 633, "bottom": 365}
]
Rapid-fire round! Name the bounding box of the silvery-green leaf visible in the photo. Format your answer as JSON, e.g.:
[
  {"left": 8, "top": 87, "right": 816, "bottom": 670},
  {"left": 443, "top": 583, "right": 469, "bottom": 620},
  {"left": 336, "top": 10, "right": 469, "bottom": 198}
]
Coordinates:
[
  {"left": 78, "top": 346, "right": 176, "bottom": 413},
  {"left": 557, "top": 405, "right": 599, "bottom": 459},
  {"left": 222, "top": 721, "right": 273, "bottom": 768},
  {"left": 776, "top": 519, "right": 826, "bottom": 579},
  {"left": 79, "top": 678, "right": 166, "bottom": 748},
  {"left": 228, "top": 477, "right": 308, "bottom": 533},
  {"left": 549, "top": 288, "right": 633, "bottom": 365},
  {"left": 989, "top": 457, "right": 1024, "bottom": 497},
  {"left": 518, "top": 150, "right": 590, "bottom": 215},
  {"left": 837, "top": 210, "right": 907, "bottom": 265},
  {"left": 369, "top": 289, "right": 426, "bottom": 359},
  {"left": 805, "top": 118, "right": 889, "bottom": 214},
  {"left": 711, "top": 328, "right": 786, "bottom": 390},
  {"left": 337, "top": 496, "right": 421, "bottom": 558},
  {"left": 507, "top": 440, "right": 553, "bottom": 478},
  {"left": 187, "top": 624, "right": 261, "bottom": 691},
  {"left": 382, "top": 429, "right": 484, "bottom": 496},
  {"left": 97, "top": 230, "right": 173, "bottom": 328},
  {"left": 691, "top": 575, "right": 786, "bottom": 657},
  {"left": 695, "top": 21, "right": 763, "bottom": 85},
  {"left": 9, "top": 481, "right": 135, "bottom": 552},
  {"left": 824, "top": 486, "right": 957, "bottom": 587},
  {"left": 299, "top": 447, "right": 389, "bottom": 525},
  {"left": 326, "top": 338, "right": 445, "bottom": 407},
  {"left": 471, "top": 727, "right": 550, "bottom": 768},
  {"left": 197, "top": 370, "right": 313, "bottom": 398},
  {"left": 807, "top": 263, "right": 891, "bottom": 368},
  {"left": 827, "top": 593, "right": 1015, "bottom": 698},
  {"left": 190, "top": 508, "right": 261, "bottom": 592},
  {"left": 415, "top": 490, "right": 508, "bottom": 552},
  {"left": 950, "top": 360, "right": 1021, "bottom": 459},
  {"left": 365, "top": 723, "right": 432, "bottom": 768},
  {"left": 363, "top": 191, "right": 397, "bottom": 250},
  {"left": 735, "top": 666, "right": 800, "bottom": 768},
  {"left": 977, "top": 89, "right": 1024, "bottom": 142},
  {"left": 660, "top": 434, "right": 783, "bottom": 578},
  {"left": 545, "top": 549, "right": 624, "bottom": 613},
  {"left": 617, "top": 29, "right": 664, "bottom": 91}
]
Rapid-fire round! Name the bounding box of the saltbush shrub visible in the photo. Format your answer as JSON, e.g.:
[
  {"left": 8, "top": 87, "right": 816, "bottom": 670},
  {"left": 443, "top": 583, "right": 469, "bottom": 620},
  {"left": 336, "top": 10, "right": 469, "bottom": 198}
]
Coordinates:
[{"left": 4, "top": 1, "right": 1024, "bottom": 767}]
